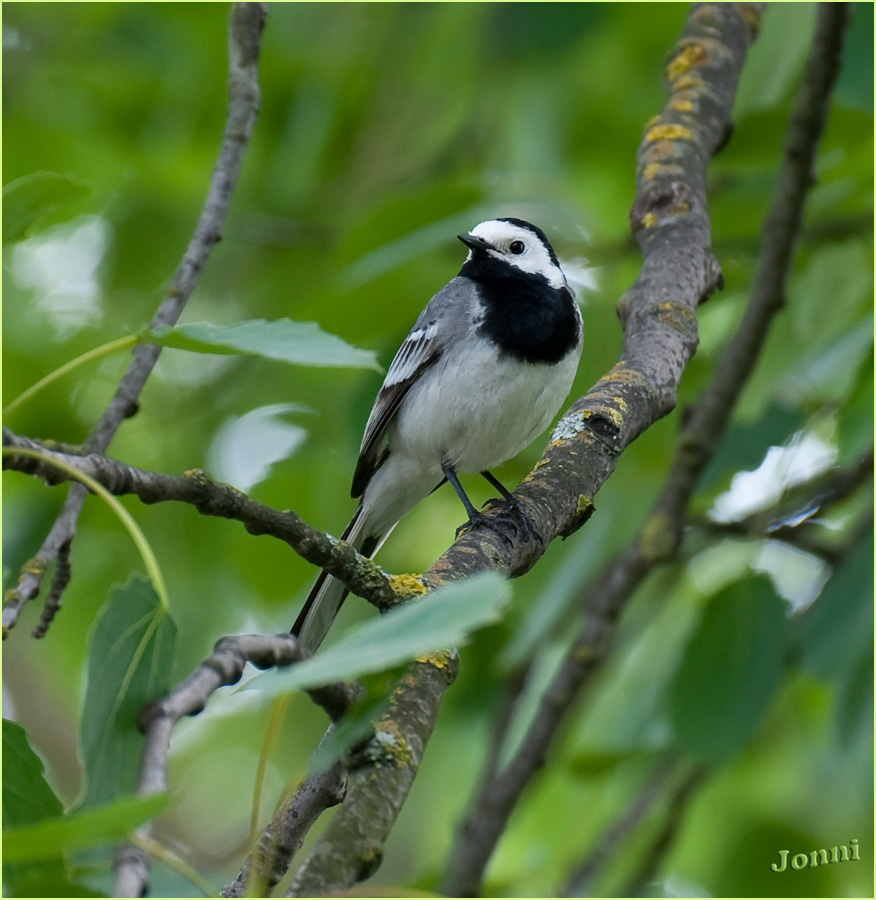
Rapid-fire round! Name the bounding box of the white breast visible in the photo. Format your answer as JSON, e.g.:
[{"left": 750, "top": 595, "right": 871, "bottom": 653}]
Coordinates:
[{"left": 391, "top": 334, "right": 581, "bottom": 474}]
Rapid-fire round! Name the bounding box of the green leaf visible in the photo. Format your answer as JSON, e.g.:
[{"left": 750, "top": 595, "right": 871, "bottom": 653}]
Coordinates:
[
  {"left": 76, "top": 577, "right": 178, "bottom": 810},
  {"left": 3, "top": 793, "right": 170, "bottom": 863},
  {"left": 668, "top": 577, "right": 787, "bottom": 763},
  {"left": 246, "top": 571, "right": 510, "bottom": 695},
  {"left": 3, "top": 720, "right": 67, "bottom": 893},
  {"left": 146, "top": 319, "right": 382, "bottom": 371},
  {"left": 2, "top": 171, "right": 90, "bottom": 244},
  {"left": 3, "top": 720, "right": 65, "bottom": 828},
  {"left": 794, "top": 524, "right": 874, "bottom": 681}
]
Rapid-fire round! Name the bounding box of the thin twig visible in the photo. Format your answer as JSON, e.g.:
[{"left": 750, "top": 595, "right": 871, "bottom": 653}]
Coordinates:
[
  {"left": 2, "top": 2, "right": 267, "bottom": 638},
  {"left": 441, "top": 4, "right": 849, "bottom": 895},
  {"left": 617, "top": 766, "right": 708, "bottom": 898},
  {"left": 561, "top": 758, "right": 678, "bottom": 897}
]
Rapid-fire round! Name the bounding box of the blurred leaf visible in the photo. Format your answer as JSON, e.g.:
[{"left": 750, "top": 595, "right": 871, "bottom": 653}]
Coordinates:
[
  {"left": 794, "top": 524, "right": 873, "bottom": 681},
  {"left": 2, "top": 171, "right": 90, "bottom": 244},
  {"left": 2, "top": 720, "right": 65, "bottom": 826},
  {"left": 669, "top": 576, "right": 787, "bottom": 763},
  {"left": 698, "top": 404, "right": 806, "bottom": 493},
  {"left": 3, "top": 720, "right": 67, "bottom": 893},
  {"left": 147, "top": 319, "right": 382, "bottom": 371},
  {"left": 779, "top": 315, "right": 874, "bottom": 405},
  {"left": 76, "top": 577, "right": 178, "bottom": 810},
  {"left": 733, "top": 2, "right": 815, "bottom": 117},
  {"left": 836, "top": 348, "right": 874, "bottom": 465},
  {"left": 835, "top": 655, "right": 873, "bottom": 754},
  {"left": 246, "top": 572, "right": 510, "bottom": 695},
  {"left": 835, "top": 2, "right": 874, "bottom": 111},
  {"left": 3, "top": 793, "right": 169, "bottom": 863}
]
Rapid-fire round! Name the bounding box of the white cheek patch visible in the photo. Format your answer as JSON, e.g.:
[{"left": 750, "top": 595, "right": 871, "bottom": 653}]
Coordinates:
[{"left": 470, "top": 220, "right": 566, "bottom": 289}]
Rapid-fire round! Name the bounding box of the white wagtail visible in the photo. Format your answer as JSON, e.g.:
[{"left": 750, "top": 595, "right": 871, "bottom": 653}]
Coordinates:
[{"left": 293, "top": 217, "right": 583, "bottom": 650}]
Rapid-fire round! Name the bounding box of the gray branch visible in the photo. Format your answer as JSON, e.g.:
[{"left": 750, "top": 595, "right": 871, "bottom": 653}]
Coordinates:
[{"left": 2, "top": 428, "right": 395, "bottom": 610}]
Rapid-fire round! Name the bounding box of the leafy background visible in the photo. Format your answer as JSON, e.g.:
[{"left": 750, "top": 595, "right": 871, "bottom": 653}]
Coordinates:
[{"left": 2, "top": 3, "right": 873, "bottom": 897}]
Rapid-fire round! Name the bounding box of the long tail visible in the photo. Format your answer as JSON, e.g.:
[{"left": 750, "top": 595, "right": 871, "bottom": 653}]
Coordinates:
[{"left": 291, "top": 507, "right": 390, "bottom": 652}]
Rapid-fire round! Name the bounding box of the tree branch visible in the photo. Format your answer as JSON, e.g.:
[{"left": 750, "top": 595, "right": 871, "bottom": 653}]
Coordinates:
[
  {"left": 441, "top": 3, "right": 849, "bottom": 895},
  {"left": 2, "top": 429, "right": 395, "bottom": 610},
  {"left": 285, "top": 652, "right": 458, "bottom": 896},
  {"left": 2, "top": 1, "right": 267, "bottom": 638}
]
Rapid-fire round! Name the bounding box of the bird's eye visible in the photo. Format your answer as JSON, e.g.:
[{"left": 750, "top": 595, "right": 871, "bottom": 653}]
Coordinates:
[{"left": 509, "top": 240, "right": 525, "bottom": 255}]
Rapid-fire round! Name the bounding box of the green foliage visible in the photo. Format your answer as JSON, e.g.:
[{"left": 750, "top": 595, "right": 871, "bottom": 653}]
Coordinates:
[
  {"left": 2, "top": 3, "right": 872, "bottom": 899},
  {"left": 3, "top": 721, "right": 67, "bottom": 894},
  {"left": 3, "top": 793, "right": 170, "bottom": 863},
  {"left": 147, "top": 319, "right": 382, "bottom": 371},
  {"left": 76, "top": 578, "right": 177, "bottom": 810},
  {"left": 668, "top": 577, "right": 788, "bottom": 764}
]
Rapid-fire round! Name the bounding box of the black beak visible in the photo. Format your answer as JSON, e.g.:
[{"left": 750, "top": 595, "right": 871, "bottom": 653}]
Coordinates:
[{"left": 458, "top": 233, "right": 492, "bottom": 253}]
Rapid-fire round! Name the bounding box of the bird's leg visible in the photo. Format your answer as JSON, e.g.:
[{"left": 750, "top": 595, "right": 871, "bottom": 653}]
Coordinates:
[{"left": 441, "top": 461, "right": 488, "bottom": 534}]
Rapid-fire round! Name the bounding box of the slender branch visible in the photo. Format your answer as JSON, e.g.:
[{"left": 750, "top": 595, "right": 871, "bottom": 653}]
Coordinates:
[
  {"left": 617, "top": 766, "right": 709, "bottom": 898},
  {"left": 441, "top": 4, "right": 849, "bottom": 895},
  {"left": 222, "top": 758, "right": 348, "bottom": 898},
  {"left": 2, "top": 1, "right": 267, "bottom": 638},
  {"left": 561, "top": 758, "right": 678, "bottom": 897},
  {"left": 2, "top": 429, "right": 395, "bottom": 609}
]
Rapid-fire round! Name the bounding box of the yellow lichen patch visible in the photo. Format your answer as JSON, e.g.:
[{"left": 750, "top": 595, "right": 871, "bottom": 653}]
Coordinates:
[
  {"left": 739, "top": 3, "right": 764, "bottom": 35},
  {"left": 673, "top": 74, "right": 704, "bottom": 92},
  {"left": 666, "top": 42, "right": 708, "bottom": 81},
  {"left": 638, "top": 511, "right": 675, "bottom": 560},
  {"left": 640, "top": 211, "right": 657, "bottom": 229},
  {"left": 645, "top": 123, "right": 692, "bottom": 143},
  {"left": 642, "top": 162, "right": 685, "bottom": 182},
  {"left": 669, "top": 98, "right": 693, "bottom": 112},
  {"left": 389, "top": 572, "right": 428, "bottom": 599},
  {"left": 368, "top": 723, "right": 412, "bottom": 768},
  {"left": 414, "top": 648, "right": 453, "bottom": 670},
  {"left": 615, "top": 397, "right": 628, "bottom": 413},
  {"left": 600, "top": 405, "right": 624, "bottom": 428},
  {"left": 574, "top": 494, "right": 592, "bottom": 519},
  {"left": 640, "top": 140, "right": 683, "bottom": 167},
  {"left": 21, "top": 558, "right": 47, "bottom": 577},
  {"left": 571, "top": 643, "right": 597, "bottom": 664}
]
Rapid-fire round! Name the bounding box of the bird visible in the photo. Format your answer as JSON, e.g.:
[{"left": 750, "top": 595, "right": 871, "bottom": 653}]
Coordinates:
[{"left": 292, "top": 217, "right": 583, "bottom": 651}]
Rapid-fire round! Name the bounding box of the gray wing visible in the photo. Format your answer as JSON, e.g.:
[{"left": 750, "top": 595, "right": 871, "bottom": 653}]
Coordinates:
[{"left": 350, "top": 277, "right": 476, "bottom": 498}]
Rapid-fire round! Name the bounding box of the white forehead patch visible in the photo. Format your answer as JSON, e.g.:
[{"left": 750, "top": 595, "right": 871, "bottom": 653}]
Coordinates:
[{"left": 468, "top": 219, "right": 566, "bottom": 289}]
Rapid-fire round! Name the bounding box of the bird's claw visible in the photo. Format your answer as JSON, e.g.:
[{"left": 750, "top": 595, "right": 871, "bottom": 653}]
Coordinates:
[{"left": 455, "top": 498, "right": 542, "bottom": 546}]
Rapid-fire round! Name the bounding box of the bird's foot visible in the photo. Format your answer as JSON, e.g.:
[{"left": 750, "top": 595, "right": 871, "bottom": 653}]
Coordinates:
[{"left": 455, "top": 497, "right": 542, "bottom": 546}]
